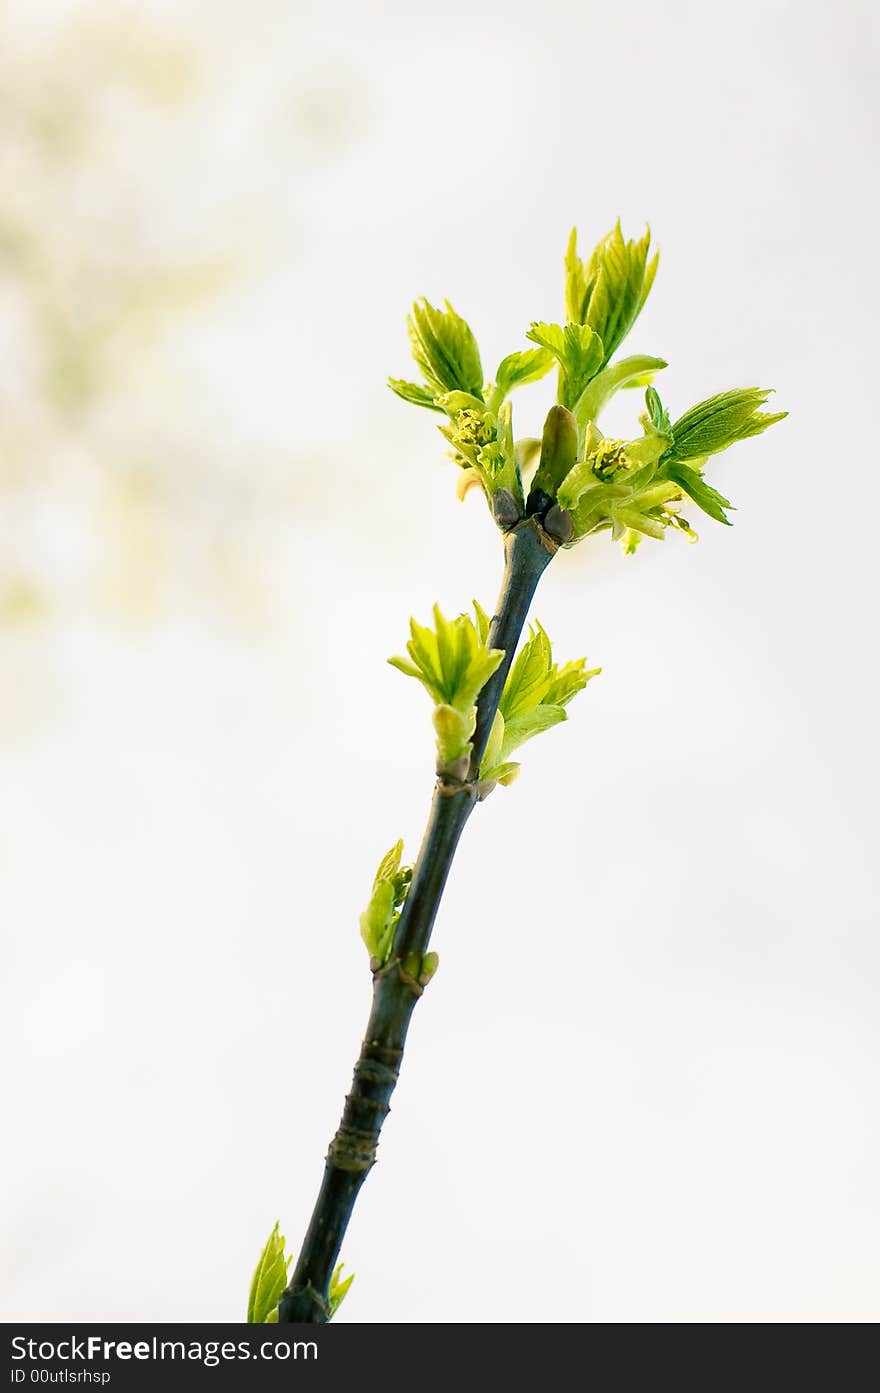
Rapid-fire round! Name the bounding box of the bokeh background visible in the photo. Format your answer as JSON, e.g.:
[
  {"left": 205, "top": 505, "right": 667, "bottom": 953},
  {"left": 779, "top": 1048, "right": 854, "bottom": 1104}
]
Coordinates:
[{"left": 2, "top": 0, "right": 878, "bottom": 1323}]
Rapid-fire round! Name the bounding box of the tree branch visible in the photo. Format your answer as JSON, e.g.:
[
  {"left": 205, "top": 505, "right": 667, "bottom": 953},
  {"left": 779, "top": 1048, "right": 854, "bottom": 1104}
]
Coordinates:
[{"left": 278, "top": 518, "right": 555, "bottom": 1323}]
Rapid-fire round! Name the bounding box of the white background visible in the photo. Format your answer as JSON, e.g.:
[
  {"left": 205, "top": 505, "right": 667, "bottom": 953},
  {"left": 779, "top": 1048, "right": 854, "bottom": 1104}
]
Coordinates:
[{"left": 2, "top": 0, "right": 878, "bottom": 1322}]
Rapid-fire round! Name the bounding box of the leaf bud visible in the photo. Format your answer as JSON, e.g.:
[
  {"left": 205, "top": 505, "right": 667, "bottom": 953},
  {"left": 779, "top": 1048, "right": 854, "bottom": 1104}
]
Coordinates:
[
  {"left": 491, "top": 488, "right": 520, "bottom": 530},
  {"left": 543, "top": 504, "right": 573, "bottom": 543}
]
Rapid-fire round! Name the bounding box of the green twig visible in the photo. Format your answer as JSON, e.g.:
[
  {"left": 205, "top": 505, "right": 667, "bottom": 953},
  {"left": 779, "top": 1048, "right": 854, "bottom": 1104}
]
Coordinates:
[
  {"left": 272, "top": 220, "right": 785, "bottom": 1321},
  {"left": 278, "top": 519, "right": 554, "bottom": 1323}
]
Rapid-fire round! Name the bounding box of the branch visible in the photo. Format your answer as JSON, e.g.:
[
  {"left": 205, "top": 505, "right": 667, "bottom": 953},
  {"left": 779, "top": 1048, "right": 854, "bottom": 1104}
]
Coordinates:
[{"left": 278, "top": 518, "right": 555, "bottom": 1323}]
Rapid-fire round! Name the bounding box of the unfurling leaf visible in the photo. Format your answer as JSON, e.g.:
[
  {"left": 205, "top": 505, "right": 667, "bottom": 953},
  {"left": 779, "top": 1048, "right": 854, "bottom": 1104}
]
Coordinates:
[
  {"left": 406, "top": 299, "right": 483, "bottom": 397},
  {"left": 565, "top": 222, "right": 658, "bottom": 367},
  {"left": 360, "top": 840, "right": 412, "bottom": 966},
  {"left": 501, "top": 622, "right": 555, "bottom": 718},
  {"left": 665, "top": 462, "right": 734, "bottom": 525},
  {"left": 526, "top": 320, "right": 604, "bottom": 411},
  {"left": 387, "top": 379, "right": 444, "bottom": 412},
  {"left": 558, "top": 371, "right": 785, "bottom": 552},
  {"left": 479, "top": 621, "right": 599, "bottom": 789},
  {"left": 390, "top": 605, "right": 504, "bottom": 774},
  {"left": 472, "top": 599, "right": 492, "bottom": 646},
  {"left": 389, "top": 605, "right": 503, "bottom": 713},
  {"left": 645, "top": 385, "right": 670, "bottom": 434},
  {"left": 493, "top": 347, "right": 555, "bottom": 397},
  {"left": 328, "top": 1263, "right": 355, "bottom": 1320},
  {"left": 247, "top": 1223, "right": 291, "bottom": 1324},
  {"left": 544, "top": 658, "right": 597, "bottom": 708},
  {"left": 668, "top": 389, "right": 787, "bottom": 462}
]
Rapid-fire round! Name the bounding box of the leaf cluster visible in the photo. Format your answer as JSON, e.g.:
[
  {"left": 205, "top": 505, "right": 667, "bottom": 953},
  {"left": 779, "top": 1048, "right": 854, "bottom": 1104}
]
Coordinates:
[
  {"left": 247, "top": 1226, "right": 354, "bottom": 1323},
  {"left": 247, "top": 1223, "right": 290, "bottom": 1324},
  {"left": 328, "top": 1264, "right": 355, "bottom": 1319},
  {"left": 389, "top": 604, "right": 504, "bottom": 772},
  {"left": 526, "top": 223, "right": 660, "bottom": 416},
  {"left": 388, "top": 223, "right": 784, "bottom": 549},
  {"left": 548, "top": 385, "right": 786, "bottom": 550},
  {"left": 564, "top": 222, "right": 658, "bottom": 367},
  {"left": 359, "top": 839, "right": 413, "bottom": 967},
  {"left": 479, "top": 620, "right": 599, "bottom": 790}
]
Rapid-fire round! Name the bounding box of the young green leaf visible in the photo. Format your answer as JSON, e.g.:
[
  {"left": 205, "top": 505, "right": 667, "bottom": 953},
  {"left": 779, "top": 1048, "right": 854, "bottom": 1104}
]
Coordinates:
[
  {"left": 668, "top": 388, "right": 787, "bottom": 462},
  {"left": 565, "top": 222, "right": 658, "bottom": 367},
  {"left": 645, "top": 385, "right": 670, "bottom": 434},
  {"left": 501, "top": 703, "right": 568, "bottom": 752},
  {"left": 543, "top": 658, "right": 595, "bottom": 708},
  {"left": 374, "top": 838, "right": 407, "bottom": 889},
  {"left": 360, "top": 840, "right": 412, "bottom": 966},
  {"left": 564, "top": 225, "right": 593, "bottom": 326},
  {"left": 526, "top": 321, "right": 604, "bottom": 410},
  {"left": 501, "top": 621, "right": 555, "bottom": 719},
  {"left": 472, "top": 599, "right": 491, "bottom": 646},
  {"left": 493, "top": 347, "right": 555, "bottom": 397},
  {"left": 390, "top": 606, "right": 505, "bottom": 774},
  {"left": 665, "top": 462, "right": 734, "bottom": 525},
  {"left": 247, "top": 1223, "right": 291, "bottom": 1324},
  {"left": 360, "top": 879, "right": 397, "bottom": 963},
  {"left": 480, "top": 622, "right": 599, "bottom": 787},
  {"left": 611, "top": 506, "right": 666, "bottom": 540},
  {"left": 328, "top": 1263, "right": 355, "bottom": 1320},
  {"left": 406, "top": 299, "right": 483, "bottom": 398},
  {"left": 389, "top": 605, "right": 503, "bottom": 712},
  {"left": 387, "top": 379, "right": 444, "bottom": 412},
  {"left": 487, "top": 400, "right": 522, "bottom": 501}
]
